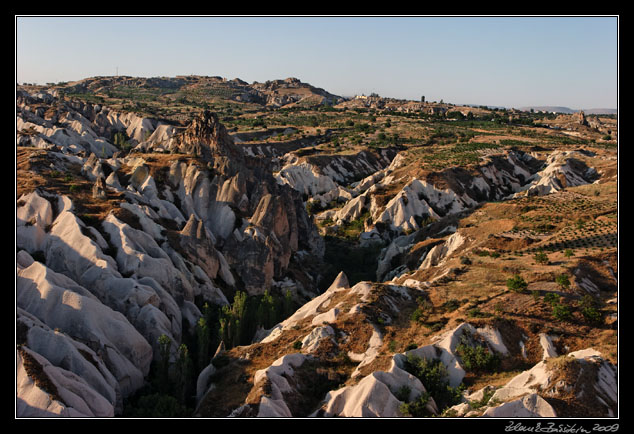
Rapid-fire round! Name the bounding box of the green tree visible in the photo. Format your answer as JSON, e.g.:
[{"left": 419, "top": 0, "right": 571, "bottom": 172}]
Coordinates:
[
  {"left": 399, "top": 391, "right": 432, "bottom": 417},
  {"left": 579, "top": 294, "right": 603, "bottom": 325},
  {"left": 455, "top": 341, "right": 500, "bottom": 373},
  {"left": 283, "top": 290, "right": 294, "bottom": 318},
  {"left": 196, "top": 317, "right": 210, "bottom": 370},
  {"left": 533, "top": 250, "right": 549, "bottom": 265},
  {"left": 174, "top": 344, "right": 192, "bottom": 403},
  {"left": 556, "top": 274, "right": 571, "bottom": 291},
  {"left": 157, "top": 334, "right": 172, "bottom": 393},
  {"left": 257, "top": 290, "right": 276, "bottom": 330},
  {"left": 552, "top": 302, "right": 573, "bottom": 322},
  {"left": 507, "top": 274, "right": 528, "bottom": 293},
  {"left": 402, "top": 354, "right": 464, "bottom": 412}
]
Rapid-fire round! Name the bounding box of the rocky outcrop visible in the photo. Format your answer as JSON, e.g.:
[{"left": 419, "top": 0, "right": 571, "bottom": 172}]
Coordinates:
[
  {"left": 16, "top": 251, "right": 152, "bottom": 400},
  {"left": 515, "top": 151, "right": 599, "bottom": 197},
  {"left": 17, "top": 346, "right": 115, "bottom": 417},
  {"left": 17, "top": 90, "right": 156, "bottom": 157},
  {"left": 318, "top": 358, "right": 437, "bottom": 417}
]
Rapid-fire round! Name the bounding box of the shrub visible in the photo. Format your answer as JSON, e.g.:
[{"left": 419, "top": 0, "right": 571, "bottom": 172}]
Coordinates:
[
  {"left": 455, "top": 341, "right": 500, "bottom": 373},
  {"left": 399, "top": 391, "right": 432, "bottom": 417},
  {"left": 469, "top": 388, "right": 496, "bottom": 410},
  {"left": 579, "top": 295, "right": 603, "bottom": 325},
  {"left": 533, "top": 250, "right": 549, "bottom": 265},
  {"left": 506, "top": 274, "right": 528, "bottom": 293},
  {"left": 467, "top": 307, "right": 491, "bottom": 318},
  {"left": 411, "top": 307, "right": 428, "bottom": 323},
  {"left": 544, "top": 292, "right": 561, "bottom": 305},
  {"left": 552, "top": 302, "right": 573, "bottom": 322},
  {"left": 306, "top": 200, "right": 324, "bottom": 215},
  {"left": 581, "top": 306, "right": 603, "bottom": 325},
  {"left": 441, "top": 299, "right": 461, "bottom": 312},
  {"left": 401, "top": 354, "right": 464, "bottom": 412},
  {"left": 393, "top": 385, "right": 411, "bottom": 402},
  {"left": 556, "top": 274, "right": 571, "bottom": 291}
]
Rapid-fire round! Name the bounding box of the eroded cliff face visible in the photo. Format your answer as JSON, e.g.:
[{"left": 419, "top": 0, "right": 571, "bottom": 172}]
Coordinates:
[
  {"left": 167, "top": 110, "right": 325, "bottom": 294},
  {"left": 16, "top": 94, "right": 326, "bottom": 416}
]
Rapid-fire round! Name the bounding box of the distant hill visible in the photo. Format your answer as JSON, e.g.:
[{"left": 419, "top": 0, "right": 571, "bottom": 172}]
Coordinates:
[{"left": 520, "top": 106, "right": 617, "bottom": 115}]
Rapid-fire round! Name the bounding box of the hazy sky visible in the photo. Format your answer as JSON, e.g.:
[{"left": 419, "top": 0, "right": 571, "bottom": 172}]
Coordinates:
[{"left": 15, "top": 15, "right": 618, "bottom": 109}]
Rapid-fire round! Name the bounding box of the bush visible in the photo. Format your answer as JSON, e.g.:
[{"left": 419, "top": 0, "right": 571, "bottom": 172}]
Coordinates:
[
  {"left": 581, "top": 306, "right": 603, "bottom": 325},
  {"left": 552, "top": 302, "right": 573, "bottom": 322},
  {"left": 455, "top": 341, "right": 500, "bottom": 373},
  {"left": 544, "top": 292, "right": 561, "bottom": 305},
  {"left": 399, "top": 391, "right": 432, "bottom": 417},
  {"left": 579, "top": 295, "right": 603, "bottom": 325},
  {"left": 507, "top": 274, "right": 528, "bottom": 293},
  {"left": 556, "top": 274, "right": 571, "bottom": 291},
  {"left": 401, "top": 354, "right": 464, "bottom": 412},
  {"left": 441, "top": 299, "right": 461, "bottom": 312},
  {"left": 410, "top": 307, "right": 427, "bottom": 323},
  {"left": 533, "top": 250, "right": 549, "bottom": 265},
  {"left": 393, "top": 385, "right": 411, "bottom": 402},
  {"left": 306, "top": 200, "right": 324, "bottom": 215}
]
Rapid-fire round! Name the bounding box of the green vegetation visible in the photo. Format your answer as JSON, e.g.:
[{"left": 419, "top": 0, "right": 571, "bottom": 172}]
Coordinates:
[
  {"left": 552, "top": 302, "right": 573, "bottom": 322},
  {"left": 399, "top": 391, "right": 432, "bottom": 417},
  {"left": 555, "top": 274, "right": 571, "bottom": 291},
  {"left": 123, "top": 334, "right": 194, "bottom": 417},
  {"left": 579, "top": 295, "right": 603, "bottom": 325},
  {"left": 218, "top": 289, "right": 295, "bottom": 350},
  {"left": 400, "top": 354, "right": 465, "bottom": 416},
  {"left": 533, "top": 250, "right": 549, "bottom": 265},
  {"left": 506, "top": 274, "right": 528, "bottom": 293},
  {"left": 112, "top": 130, "right": 132, "bottom": 151},
  {"left": 124, "top": 393, "right": 191, "bottom": 418},
  {"left": 410, "top": 296, "right": 434, "bottom": 323},
  {"left": 455, "top": 339, "right": 500, "bottom": 373}
]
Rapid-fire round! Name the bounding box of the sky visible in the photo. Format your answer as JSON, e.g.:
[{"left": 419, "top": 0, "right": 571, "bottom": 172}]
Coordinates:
[{"left": 15, "top": 15, "right": 619, "bottom": 110}]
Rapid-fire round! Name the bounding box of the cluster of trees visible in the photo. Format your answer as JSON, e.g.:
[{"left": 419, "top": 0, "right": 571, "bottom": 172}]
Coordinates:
[
  {"left": 212, "top": 290, "right": 294, "bottom": 351},
  {"left": 399, "top": 354, "right": 465, "bottom": 416},
  {"left": 124, "top": 289, "right": 297, "bottom": 416},
  {"left": 111, "top": 130, "right": 132, "bottom": 151}
]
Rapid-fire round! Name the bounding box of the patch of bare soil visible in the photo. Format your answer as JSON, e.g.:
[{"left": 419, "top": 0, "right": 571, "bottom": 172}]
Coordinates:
[{"left": 483, "top": 235, "right": 536, "bottom": 251}]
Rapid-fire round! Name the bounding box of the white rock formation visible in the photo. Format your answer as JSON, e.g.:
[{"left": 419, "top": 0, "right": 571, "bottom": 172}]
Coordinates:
[
  {"left": 301, "top": 325, "right": 335, "bottom": 353},
  {"left": 275, "top": 161, "right": 338, "bottom": 196},
  {"left": 482, "top": 393, "right": 556, "bottom": 417},
  {"left": 515, "top": 151, "right": 597, "bottom": 197},
  {"left": 419, "top": 232, "right": 466, "bottom": 270},
  {"left": 253, "top": 353, "right": 309, "bottom": 417},
  {"left": 487, "top": 348, "right": 617, "bottom": 417},
  {"left": 16, "top": 257, "right": 152, "bottom": 398},
  {"left": 18, "top": 308, "right": 120, "bottom": 411},
  {"left": 17, "top": 346, "right": 115, "bottom": 417},
  {"left": 319, "top": 357, "right": 438, "bottom": 417}
]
